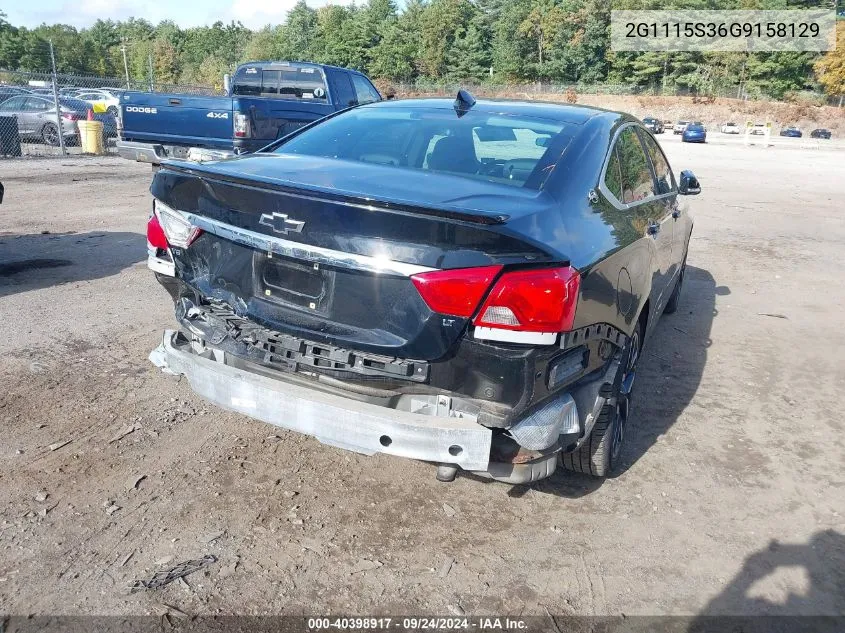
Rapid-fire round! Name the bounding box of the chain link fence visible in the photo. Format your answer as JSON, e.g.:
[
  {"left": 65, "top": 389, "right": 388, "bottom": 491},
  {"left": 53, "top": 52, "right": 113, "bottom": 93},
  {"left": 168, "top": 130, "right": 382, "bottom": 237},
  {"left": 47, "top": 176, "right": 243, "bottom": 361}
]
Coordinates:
[{"left": 0, "top": 65, "right": 220, "bottom": 159}]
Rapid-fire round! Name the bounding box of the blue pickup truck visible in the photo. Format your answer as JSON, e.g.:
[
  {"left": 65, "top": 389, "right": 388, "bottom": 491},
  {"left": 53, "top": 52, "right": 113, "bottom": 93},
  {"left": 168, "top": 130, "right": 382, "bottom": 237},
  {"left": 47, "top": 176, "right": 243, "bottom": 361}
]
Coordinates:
[{"left": 116, "top": 61, "right": 381, "bottom": 165}]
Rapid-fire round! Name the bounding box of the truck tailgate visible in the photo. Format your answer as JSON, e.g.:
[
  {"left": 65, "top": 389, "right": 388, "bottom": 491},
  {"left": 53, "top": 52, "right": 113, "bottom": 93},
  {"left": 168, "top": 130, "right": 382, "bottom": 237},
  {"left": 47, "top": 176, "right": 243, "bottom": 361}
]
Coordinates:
[{"left": 120, "top": 92, "right": 233, "bottom": 148}]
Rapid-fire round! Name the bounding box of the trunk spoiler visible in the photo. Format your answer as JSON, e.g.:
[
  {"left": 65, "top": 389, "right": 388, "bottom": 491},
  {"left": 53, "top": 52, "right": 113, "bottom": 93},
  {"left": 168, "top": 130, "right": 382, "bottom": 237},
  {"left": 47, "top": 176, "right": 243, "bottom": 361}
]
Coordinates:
[{"left": 160, "top": 161, "right": 510, "bottom": 226}]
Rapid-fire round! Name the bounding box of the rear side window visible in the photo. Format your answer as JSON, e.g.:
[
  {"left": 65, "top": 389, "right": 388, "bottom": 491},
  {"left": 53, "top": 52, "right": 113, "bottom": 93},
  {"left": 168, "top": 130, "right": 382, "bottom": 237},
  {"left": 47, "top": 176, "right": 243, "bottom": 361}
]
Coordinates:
[
  {"left": 0, "top": 96, "right": 27, "bottom": 111},
  {"left": 350, "top": 74, "right": 380, "bottom": 105},
  {"left": 638, "top": 130, "right": 675, "bottom": 195},
  {"left": 604, "top": 127, "right": 653, "bottom": 205}
]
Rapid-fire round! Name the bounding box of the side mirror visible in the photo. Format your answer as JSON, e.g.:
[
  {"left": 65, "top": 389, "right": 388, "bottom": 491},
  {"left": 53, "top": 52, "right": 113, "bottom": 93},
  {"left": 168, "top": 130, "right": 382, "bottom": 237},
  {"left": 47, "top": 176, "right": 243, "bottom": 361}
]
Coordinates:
[{"left": 679, "top": 170, "right": 701, "bottom": 195}]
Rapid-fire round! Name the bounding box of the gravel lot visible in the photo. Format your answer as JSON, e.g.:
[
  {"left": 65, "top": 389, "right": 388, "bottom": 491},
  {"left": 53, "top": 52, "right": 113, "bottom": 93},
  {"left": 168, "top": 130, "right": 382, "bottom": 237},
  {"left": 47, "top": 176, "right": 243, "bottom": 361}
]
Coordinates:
[{"left": 1, "top": 139, "right": 844, "bottom": 618}]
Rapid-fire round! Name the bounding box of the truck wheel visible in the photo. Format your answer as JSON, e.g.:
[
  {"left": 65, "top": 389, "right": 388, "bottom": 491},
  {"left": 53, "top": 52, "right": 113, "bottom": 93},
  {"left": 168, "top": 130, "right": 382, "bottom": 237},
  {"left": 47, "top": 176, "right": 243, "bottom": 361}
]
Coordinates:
[
  {"left": 42, "top": 123, "right": 60, "bottom": 146},
  {"left": 663, "top": 262, "right": 685, "bottom": 315},
  {"left": 561, "top": 321, "right": 641, "bottom": 477}
]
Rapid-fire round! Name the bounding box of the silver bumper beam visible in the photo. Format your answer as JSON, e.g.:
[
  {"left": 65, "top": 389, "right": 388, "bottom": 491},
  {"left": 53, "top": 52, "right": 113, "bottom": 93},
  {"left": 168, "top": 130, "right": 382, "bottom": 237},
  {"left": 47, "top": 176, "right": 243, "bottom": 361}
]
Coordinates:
[
  {"left": 117, "top": 140, "right": 167, "bottom": 164},
  {"left": 150, "top": 331, "right": 492, "bottom": 471},
  {"left": 117, "top": 140, "right": 236, "bottom": 165}
]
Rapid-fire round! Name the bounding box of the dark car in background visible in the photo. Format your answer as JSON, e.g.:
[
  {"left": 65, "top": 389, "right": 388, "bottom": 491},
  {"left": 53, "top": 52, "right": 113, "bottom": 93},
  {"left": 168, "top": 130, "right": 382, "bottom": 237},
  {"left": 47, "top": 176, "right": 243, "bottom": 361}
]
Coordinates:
[
  {"left": 642, "top": 117, "right": 664, "bottom": 134},
  {"left": 0, "top": 95, "right": 116, "bottom": 145},
  {"left": 682, "top": 122, "right": 707, "bottom": 143},
  {"left": 147, "top": 95, "right": 699, "bottom": 484},
  {"left": 811, "top": 128, "right": 831, "bottom": 139},
  {"left": 780, "top": 126, "right": 802, "bottom": 138}
]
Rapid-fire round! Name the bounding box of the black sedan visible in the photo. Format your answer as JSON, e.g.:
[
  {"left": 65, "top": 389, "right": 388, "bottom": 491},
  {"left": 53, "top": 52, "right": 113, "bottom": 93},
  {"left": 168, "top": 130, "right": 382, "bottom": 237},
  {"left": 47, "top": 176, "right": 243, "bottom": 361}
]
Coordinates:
[
  {"left": 811, "top": 128, "right": 831, "bottom": 139},
  {"left": 642, "top": 117, "right": 664, "bottom": 134},
  {"left": 146, "top": 93, "right": 698, "bottom": 483}
]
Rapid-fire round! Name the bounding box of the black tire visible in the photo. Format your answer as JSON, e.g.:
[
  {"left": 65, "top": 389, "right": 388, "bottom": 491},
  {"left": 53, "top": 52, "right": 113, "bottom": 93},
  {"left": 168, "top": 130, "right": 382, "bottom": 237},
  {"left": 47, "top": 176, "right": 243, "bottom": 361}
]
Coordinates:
[
  {"left": 663, "top": 262, "right": 685, "bottom": 315},
  {"left": 42, "top": 123, "right": 60, "bottom": 146},
  {"left": 561, "top": 321, "right": 642, "bottom": 477},
  {"left": 107, "top": 105, "right": 118, "bottom": 116}
]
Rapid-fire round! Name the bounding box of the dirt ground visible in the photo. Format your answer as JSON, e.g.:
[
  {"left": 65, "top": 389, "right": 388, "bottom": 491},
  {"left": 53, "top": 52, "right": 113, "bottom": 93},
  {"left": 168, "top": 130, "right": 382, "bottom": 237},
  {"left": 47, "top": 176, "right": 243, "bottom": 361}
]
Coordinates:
[
  {"left": 1, "top": 138, "right": 844, "bottom": 618},
  {"left": 395, "top": 85, "right": 845, "bottom": 136}
]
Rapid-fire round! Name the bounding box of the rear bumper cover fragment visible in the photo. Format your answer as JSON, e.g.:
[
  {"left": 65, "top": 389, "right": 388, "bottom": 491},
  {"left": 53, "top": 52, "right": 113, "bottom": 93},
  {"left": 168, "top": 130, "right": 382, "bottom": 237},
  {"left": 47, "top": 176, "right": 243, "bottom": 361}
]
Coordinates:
[{"left": 150, "top": 330, "right": 492, "bottom": 470}]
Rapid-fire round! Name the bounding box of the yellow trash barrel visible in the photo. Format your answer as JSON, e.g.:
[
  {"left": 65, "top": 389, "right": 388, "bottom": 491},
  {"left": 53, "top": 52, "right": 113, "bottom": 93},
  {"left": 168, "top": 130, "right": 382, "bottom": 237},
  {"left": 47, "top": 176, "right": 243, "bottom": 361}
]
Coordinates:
[{"left": 77, "top": 120, "right": 105, "bottom": 155}]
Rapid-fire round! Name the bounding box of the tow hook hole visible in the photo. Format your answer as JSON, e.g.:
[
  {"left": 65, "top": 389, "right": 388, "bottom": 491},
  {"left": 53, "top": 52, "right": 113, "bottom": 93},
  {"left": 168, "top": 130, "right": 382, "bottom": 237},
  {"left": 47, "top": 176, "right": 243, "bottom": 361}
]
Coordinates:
[
  {"left": 448, "top": 445, "right": 463, "bottom": 457},
  {"left": 379, "top": 435, "right": 392, "bottom": 447}
]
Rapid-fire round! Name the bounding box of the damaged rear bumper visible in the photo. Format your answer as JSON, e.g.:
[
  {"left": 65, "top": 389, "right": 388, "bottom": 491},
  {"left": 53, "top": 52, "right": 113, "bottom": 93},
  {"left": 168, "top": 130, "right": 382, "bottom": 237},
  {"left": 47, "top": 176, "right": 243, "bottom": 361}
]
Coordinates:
[{"left": 150, "top": 330, "right": 493, "bottom": 471}]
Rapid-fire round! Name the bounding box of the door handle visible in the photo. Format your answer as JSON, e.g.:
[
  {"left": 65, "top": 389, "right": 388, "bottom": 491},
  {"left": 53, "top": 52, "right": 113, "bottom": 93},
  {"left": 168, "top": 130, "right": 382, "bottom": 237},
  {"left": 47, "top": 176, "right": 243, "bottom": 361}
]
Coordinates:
[
  {"left": 647, "top": 220, "right": 660, "bottom": 235},
  {"left": 169, "top": 98, "right": 181, "bottom": 105}
]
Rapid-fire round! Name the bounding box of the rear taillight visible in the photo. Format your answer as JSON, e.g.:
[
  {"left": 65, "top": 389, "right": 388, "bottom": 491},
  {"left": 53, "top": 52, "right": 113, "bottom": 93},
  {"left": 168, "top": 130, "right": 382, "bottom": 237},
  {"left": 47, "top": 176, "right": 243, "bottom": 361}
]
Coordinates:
[
  {"left": 411, "top": 264, "right": 581, "bottom": 343},
  {"left": 62, "top": 112, "right": 82, "bottom": 121},
  {"left": 234, "top": 112, "right": 249, "bottom": 138},
  {"left": 147, "top": 214, "right": 169, "bottom": 250},
  {"left": 153, "top": 200, "right": 202, "bottom": 248},
  {"left": 474, "top": 266, "right": 580, "bottom": 333},
  {"left": 411, "top": 266, "right": 502, "bottom": 318}
]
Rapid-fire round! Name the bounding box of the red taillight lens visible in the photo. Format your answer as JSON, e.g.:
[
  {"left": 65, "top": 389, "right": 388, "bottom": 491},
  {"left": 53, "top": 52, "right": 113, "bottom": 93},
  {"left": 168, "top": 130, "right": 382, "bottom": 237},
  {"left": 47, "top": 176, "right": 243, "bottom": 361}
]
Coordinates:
[
  {"left": 62, "top": 112, "right": 82, "bottom": 121},
  {"left": 474, "top": 266, "right": 580, "bottom": 333},
  {"left": 411, "top": 266, "right": 502, "bottom": 318},
  {"left": 147, "top": 214, "right": 169, "bottom": 250}
]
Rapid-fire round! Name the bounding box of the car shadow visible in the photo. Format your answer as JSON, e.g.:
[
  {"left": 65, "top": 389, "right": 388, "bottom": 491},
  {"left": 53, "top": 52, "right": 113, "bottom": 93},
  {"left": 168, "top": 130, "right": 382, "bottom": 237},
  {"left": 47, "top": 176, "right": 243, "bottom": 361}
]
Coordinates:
[
  {"left": 688, "top": 529, "right": 845, "bottom": 630},
  {"left": 461, "top": 264, "right": 725, "bottom": 498},
  {"left": 0, "top": 231, "right": 145, "bottom": 298}
]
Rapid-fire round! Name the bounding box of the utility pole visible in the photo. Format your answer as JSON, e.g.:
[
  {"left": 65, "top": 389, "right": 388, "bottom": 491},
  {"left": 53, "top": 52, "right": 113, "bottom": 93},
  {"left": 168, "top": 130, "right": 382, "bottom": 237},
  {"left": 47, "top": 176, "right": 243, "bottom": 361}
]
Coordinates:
[
  {"left": 148, "top": 53, "right": 154, "bottom": 91},
  {"left": 48, "top": 40, "right": 66, "bottom": 156},
  {"left": 121, "top": 41, "right": 130, "bottom": 89}
]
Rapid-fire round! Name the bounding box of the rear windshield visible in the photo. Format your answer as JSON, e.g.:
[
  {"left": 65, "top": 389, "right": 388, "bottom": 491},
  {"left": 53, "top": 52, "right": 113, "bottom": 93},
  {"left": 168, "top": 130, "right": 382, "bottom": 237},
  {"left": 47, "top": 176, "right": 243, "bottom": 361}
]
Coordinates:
[
  {"left": 688, "top": 124, "right": 704, "bottom": 131},
  {"left": 232, "top": 65, "right": 328, "bottom": 101},
  {"left": 274, "top": 106, "right": 574, "bottom": 189}
]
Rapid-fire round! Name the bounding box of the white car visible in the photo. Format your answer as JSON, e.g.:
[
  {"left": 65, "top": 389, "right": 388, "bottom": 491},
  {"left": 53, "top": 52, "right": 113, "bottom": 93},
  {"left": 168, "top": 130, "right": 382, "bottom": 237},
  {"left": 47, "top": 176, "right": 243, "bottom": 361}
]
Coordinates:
[
  {"left": 750, "top": 123, "right": 767, "bottom": 136},
  {"left": 720, "top": 122, "right": 740, "bottom": 134},
  {"left": 672, "top": 120, "right": 689, "bottom": 134},
  {"left": 74, "top": 89, "right": 120, "bottom": 115}
]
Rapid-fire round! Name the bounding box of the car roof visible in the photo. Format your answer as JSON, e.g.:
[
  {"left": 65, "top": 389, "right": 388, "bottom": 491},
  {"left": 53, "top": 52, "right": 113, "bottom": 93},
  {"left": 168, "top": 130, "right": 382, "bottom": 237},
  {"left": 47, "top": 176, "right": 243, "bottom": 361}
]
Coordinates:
[{"left": 358, "top": 97, "right": 619, "bottom": 125}]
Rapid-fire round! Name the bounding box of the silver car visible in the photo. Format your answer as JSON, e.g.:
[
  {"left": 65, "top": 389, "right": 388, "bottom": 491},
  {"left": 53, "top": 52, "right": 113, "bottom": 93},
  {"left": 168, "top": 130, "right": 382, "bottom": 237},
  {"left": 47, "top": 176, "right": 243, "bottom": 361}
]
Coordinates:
[{"left": 0, "top": 95, "right": 80, "bottom": 145}]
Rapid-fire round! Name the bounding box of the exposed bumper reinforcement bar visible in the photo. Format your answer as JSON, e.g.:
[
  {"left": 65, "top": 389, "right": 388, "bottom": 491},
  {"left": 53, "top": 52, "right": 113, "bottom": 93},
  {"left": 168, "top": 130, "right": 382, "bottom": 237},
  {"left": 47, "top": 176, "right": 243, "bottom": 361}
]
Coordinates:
[{"left": 150, "top": 330, "right": 492, "bottom": 471}]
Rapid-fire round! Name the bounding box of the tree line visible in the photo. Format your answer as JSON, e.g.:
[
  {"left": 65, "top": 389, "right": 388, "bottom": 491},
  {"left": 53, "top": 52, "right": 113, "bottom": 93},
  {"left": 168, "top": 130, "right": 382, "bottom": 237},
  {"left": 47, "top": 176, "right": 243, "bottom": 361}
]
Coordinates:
[{"left": 0, "top": 0, "right": 843, "bottom": 99}]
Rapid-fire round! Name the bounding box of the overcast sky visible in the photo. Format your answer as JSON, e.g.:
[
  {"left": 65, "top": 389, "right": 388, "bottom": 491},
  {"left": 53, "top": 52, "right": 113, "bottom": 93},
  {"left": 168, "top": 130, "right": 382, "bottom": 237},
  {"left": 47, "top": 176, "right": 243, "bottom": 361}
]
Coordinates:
[{"left": 3, "top": 0, "right": 354, "bottom": 30}]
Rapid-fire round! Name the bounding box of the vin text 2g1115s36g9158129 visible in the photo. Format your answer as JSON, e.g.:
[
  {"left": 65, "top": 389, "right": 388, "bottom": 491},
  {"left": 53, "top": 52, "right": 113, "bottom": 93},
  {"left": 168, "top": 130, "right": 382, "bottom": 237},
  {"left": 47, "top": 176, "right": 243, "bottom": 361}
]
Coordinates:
[{"left": 146, "top": 91, "right": 699, "bottom": 484}]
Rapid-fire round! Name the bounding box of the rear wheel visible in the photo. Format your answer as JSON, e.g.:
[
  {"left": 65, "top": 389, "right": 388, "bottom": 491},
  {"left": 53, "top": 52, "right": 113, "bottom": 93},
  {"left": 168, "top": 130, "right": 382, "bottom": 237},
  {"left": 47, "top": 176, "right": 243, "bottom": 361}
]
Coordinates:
[
  {"left": 42, "top": 123, "right": 60, "bottom": 146},
  {"left": 561, "top": 321, "right": 641, "bottom": 477}
]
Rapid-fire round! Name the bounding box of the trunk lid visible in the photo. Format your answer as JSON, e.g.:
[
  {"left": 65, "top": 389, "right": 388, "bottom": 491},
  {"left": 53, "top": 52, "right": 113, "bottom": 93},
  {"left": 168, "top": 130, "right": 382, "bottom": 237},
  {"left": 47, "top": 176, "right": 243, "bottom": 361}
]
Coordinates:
[{"left": 151, "top": 154, "right": 565, "bottom": 361}]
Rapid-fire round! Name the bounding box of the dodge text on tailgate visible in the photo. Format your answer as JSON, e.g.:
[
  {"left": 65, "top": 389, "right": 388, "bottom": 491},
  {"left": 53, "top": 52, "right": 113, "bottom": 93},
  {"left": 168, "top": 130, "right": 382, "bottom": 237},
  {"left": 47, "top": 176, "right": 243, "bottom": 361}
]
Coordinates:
[{"left": 147, "top": 93, "right": 699, "bottom": 484}]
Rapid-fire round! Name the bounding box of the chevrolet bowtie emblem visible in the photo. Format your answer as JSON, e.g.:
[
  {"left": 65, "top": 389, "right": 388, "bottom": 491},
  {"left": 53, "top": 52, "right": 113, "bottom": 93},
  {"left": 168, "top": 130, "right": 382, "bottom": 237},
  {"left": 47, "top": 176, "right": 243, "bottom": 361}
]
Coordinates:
[{"left": 259, "top": 212, "right": 305, "bottom": 235}]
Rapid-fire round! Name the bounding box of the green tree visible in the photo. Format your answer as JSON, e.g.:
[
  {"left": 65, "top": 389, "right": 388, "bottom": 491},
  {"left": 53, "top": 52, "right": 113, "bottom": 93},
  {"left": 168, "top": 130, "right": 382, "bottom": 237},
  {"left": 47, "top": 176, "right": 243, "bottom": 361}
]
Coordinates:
[
  {"left": 491, "top": 0, "right": 533, "bottom": 79},
  {"left": 447, "top": 14, "right": 491, "bottom": 82},
  {"left": 419, "top": 0, "right": 474, "bottom": 78},
  {"left": 518, "top": 0, "right": 566, "bottom": 75},
  {"left": 283, "top": 1, "right": 318, "bottom": 60}
]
